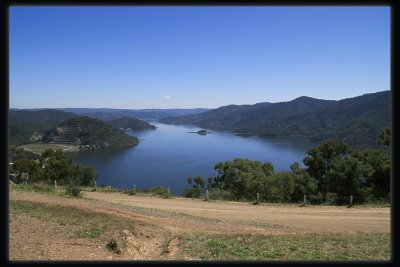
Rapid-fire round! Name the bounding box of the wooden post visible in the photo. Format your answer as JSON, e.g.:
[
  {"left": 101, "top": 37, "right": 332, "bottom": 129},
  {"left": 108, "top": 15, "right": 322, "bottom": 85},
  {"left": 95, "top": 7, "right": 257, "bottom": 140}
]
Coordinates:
[
  {"left": 349, "top": 195, "right": 353, "bottom": 207},
  {"left": 54, "top": 180, "right": 57, "bottom": 189},
  {"left": 304, "top": 194, "right": 307, "bottom": 206},
  {"left": 133, "top": 185, "right": 136, "bottom": 193},
  {"left": 92, "top": 180, "right": 97, "bottom": 191},
  {"left": 167, "top": 187, "right": 170, "bottom": 195},
  {"left": 206, "top": 190, "right": 209, "bottom": 200},
  {"left": 256, "top": 193, "right": 260, "bottom": 204}
]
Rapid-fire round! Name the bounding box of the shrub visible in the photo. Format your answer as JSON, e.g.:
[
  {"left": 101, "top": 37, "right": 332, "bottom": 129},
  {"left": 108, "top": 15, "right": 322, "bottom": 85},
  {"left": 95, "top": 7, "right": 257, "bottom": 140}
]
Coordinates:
[
  {"left": 183, "top": 188, "right": 200, "bottom": 198},
  {"left": 85, "top": 228, "right": 101, "bottom": 238},
  {"left": 106, "top": 237, "right": 121, "bottom": 254},
  {"left": 148, "top": 186, "right": 170, "bottom": 198},
  {"left": 123, "top": 188, "right": 136, "bottom": 196},
  {"left": 65, "top": 177, "right": 81, "bottom": 197},
  {"left": 208, "top": 188, "right": 236, "bottom": 201}
]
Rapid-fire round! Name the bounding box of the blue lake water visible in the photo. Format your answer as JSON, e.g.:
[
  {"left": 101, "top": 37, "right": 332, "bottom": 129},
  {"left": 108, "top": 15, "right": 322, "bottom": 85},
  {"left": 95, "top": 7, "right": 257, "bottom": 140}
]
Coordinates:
[{"left": 72, "top": 122, "right": 320, "bottom": 195}]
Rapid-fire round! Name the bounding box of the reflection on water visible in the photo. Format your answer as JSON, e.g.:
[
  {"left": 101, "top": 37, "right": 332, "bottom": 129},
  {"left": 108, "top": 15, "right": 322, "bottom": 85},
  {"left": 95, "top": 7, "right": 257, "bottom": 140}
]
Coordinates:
[{"left": 73, "top": 122, "right": 319, "bottom": 194}]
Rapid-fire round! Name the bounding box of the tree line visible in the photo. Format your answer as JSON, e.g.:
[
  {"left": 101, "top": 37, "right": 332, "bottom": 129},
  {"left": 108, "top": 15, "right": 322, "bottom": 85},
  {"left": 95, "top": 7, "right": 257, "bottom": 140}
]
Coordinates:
[
  {"left": 184, "top": 128, "right": 390, "bottom": 205},
  {"left": 10, "top": 147, "right": 97, "bottom": 197}
]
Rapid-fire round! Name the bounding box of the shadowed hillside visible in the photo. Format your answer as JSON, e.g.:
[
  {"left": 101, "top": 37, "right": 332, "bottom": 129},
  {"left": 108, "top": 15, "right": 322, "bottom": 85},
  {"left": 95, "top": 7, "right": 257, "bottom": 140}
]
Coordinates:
[
  {"left": 42, "top": 116, "right": 139, "bottom": 149},
  {"left": 160, "top": 91, "right": 390, "bottom": 146}
]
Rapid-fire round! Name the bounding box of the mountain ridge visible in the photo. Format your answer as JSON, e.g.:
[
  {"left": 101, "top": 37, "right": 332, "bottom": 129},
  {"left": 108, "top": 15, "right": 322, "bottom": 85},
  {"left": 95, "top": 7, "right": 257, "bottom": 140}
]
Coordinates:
[{"left": 160, "top": 91, "right": 390, "bottom": 145}]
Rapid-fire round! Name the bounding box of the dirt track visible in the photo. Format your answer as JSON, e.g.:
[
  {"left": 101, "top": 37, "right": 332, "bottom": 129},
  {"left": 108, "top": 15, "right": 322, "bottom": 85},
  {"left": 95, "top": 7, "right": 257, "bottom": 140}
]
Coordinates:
[
  {"left": 9, "top": 190, "right": 390, "bottom": 260},
  {"left": 10, "top": 190, "right": 390, "bottom": 234},
  {"left": 83, "top": 191, "right": 390, "bottom": 234}
]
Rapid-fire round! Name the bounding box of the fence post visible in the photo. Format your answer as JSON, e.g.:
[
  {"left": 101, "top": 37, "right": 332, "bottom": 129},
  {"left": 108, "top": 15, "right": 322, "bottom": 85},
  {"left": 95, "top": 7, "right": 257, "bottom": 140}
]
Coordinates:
[
  {"left": 304, "top": 194, "right": 307, "bottom": 206},
  {"left": 167, "top": 187, "right": 170, "bottom": 195},
  {"left": 348, "top": 195, "right": 353, "bottom": 208},
  {"left": 133, "top": 185, "right": 136, "bottom": 193},
  {"left": 256, "top": 193, "right": 260, "bottom": 204},
  {"left": 54, "top": 180, "right": 57, "bottom": 189},
  {"left": 206, "top": 189, "right": 209, "bottom": 200},
  {"left": 94, "top": 180, "right": 97, "bottom": 188}
]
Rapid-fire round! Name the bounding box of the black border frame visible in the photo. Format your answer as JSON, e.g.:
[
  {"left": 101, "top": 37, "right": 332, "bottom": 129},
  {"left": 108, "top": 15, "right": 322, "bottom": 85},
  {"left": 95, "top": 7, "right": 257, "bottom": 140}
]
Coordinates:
[{"left": 2, "top": 1, "right": 398, "bottom": 266}]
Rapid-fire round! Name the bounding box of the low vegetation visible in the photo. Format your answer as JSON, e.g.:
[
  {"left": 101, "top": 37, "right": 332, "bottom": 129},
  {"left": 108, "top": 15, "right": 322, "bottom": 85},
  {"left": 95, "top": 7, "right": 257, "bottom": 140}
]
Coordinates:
[
  {"left": 10, "top": 148, "right": 98, "bottom": 197},
  {"left": 179, "top": 232, "right": 390, "bottom": 260},
  {"left": 184, "top": 134, "right": 390, "bottom": 206}
]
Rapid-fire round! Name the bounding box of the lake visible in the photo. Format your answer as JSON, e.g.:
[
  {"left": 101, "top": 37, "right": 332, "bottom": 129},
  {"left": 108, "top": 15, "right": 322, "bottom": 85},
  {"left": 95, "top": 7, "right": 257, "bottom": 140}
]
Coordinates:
[{"left": 73, "top": 122, "right": 320, "bottom": 195}]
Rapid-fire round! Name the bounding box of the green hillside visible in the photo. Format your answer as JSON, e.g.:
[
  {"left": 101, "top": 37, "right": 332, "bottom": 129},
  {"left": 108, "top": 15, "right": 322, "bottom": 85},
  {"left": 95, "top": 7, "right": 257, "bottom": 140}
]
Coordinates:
[
  {"left": 9, "top": 109, "right": 77, "bottom": 145},
  {"left": 160, "top": 91, "right": 390, "bottom": 146},
  {"left": 42, "top": 116, "right": 139, "bottom": 149}
]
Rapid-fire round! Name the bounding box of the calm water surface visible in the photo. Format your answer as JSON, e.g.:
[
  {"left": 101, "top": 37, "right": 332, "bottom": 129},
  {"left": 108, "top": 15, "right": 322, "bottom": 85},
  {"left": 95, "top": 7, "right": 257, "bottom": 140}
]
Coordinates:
[{"left": 73, "top": 123, "right": 319, "bottom": 194}]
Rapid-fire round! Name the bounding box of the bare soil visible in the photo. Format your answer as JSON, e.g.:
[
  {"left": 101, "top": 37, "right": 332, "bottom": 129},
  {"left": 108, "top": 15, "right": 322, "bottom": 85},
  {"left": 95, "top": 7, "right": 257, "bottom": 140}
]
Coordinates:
[{"left": 9, "top": 190, "right": 390, "bottom": 261}]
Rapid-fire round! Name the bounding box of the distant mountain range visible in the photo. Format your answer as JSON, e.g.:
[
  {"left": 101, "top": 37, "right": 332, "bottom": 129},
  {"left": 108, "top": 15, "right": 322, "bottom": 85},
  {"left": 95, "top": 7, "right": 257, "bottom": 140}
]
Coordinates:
[
  {"left": 56, "top": 108, "right": 210, "bottom": 121},
  {"left": 9, "top": 92, "right": 390, "bottom": 146},
  {"left": 9, "top": 108, "right": 210, "bottom": 122},
  {"left": 160, "top": 91, "right": 390, "bottom": 146},
  {"left": 108, "top": 117, "right": 156, "bottom": 131}
]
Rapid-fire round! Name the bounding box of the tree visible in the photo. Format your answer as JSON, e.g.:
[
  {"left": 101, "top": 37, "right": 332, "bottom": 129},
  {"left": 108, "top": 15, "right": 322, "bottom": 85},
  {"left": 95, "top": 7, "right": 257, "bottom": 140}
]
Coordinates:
[
  {"left": 39, "top": 149, "right": 74, "bottom": 184},
  {"left": 213, "top": 158, "right": 275, "bottom": 201},
  {"left": 274, "top": 171, "right": 294, "bottom": 202},
  {"left": 303, "top": 140, "right": 349, "bottom": 202},
  {"left": 77, "top": 164, "right": 98, "bottom": 186},
  {"left": 13, "top": 158, "right": 43, "bottom": 183},
  {"left": 193, "top": 176, "right": 205, "bottom": 190},
  {"left": 65, "top": 165, "right": 82, "bottom": 197},
  {"left": 378, "top": 127, "right": 390, "bottom": 145},
  {"left": 289, "top": 162, "right": 317, "bottom": 198},
  {"left": 326, "top": 155, "right": 372, "bottom": 204},
  {"left": 353, "top": 149, "right": 390, "bottom": 199},
  {"left": 38, "top": 148, "right": 98, "bottom": 186}
]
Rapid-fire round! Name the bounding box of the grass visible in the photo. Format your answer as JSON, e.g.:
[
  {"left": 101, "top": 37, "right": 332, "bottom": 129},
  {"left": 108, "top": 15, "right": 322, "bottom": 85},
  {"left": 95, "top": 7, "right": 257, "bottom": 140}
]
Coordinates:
[
  {"left": 9, "top": 190, "right": 390, "bottom": 261},
  {"left": 18, "top": 143, "right": 80, "bottom": 154},
  {"left": 9, "top": 199, "right": 161, "bottom": 240},
  {"left": 85, "top": 228, "right": 101, "bottom": 238},
  {"left": 9, "top": 183, "right": 65, "bottom": 197},
  {"left": 178, "top": 232, "right": 390, "bottom": 261}
]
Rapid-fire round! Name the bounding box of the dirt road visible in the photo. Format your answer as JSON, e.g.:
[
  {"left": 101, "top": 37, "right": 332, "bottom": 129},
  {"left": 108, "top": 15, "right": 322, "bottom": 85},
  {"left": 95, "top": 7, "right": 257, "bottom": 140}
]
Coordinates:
[
  {"left": 10, "top": 190, "right": 390, "bottom": 234},
  {"left": 9, "top": 190, "right": 390, "bottom": 260},
  {"left": 83, "top": 191, "right": 390, "bottom": 234}
]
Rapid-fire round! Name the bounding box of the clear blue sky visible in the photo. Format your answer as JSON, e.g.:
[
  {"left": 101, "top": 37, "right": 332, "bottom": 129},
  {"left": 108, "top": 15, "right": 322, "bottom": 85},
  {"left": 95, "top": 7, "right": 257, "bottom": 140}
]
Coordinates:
[{"left": 9, "top": 6, "right": 390, "bottom": 109}]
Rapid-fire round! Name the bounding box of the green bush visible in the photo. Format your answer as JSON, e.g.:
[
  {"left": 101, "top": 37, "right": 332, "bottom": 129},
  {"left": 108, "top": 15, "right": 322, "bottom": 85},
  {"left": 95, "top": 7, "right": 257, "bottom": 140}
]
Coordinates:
[
  {"left": 65, "top": 177, "right": 81, "bottom": 197},
  {"left": 123, "top": 188, "right": 136, "bottom": 196},
  {"left": 183, "top": 188, "right": 200, "bottom": 198},
  {"left": 85, "top": 228, "right": 101, "bottom": 238},
  {"left": 148, "top": 186, "right": 170, "bottom": 198},
  {"left": 208, "top": 188, "right": 236, "bottom": 201}
]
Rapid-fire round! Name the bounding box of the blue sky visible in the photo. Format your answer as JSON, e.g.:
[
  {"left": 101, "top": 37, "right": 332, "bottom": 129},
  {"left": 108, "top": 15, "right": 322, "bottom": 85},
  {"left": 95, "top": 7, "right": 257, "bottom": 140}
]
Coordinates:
[{"left": 9, "top": 6, "right": 390, "bottom": 109}]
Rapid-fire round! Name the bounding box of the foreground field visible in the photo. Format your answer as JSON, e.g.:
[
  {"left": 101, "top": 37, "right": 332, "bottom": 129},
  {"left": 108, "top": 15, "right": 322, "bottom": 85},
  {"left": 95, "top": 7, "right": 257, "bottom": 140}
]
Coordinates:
[{"left": 9, "top": 187, "right": 391, "bottom": 261}]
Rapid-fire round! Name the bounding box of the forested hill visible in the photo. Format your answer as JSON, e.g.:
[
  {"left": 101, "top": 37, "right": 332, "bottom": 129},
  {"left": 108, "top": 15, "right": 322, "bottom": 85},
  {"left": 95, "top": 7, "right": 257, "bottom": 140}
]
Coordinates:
[
  {"left": 42, "top": 116, "right": 139, "bottom": 149},
  {"left": 160, "top": 91, "right": 390, "bottom": 146},
  {"left": 9, "top": 109, "right": 77, "bottom": 145},
  {"left": 107, "top": 117, "right": 156, "bottom": 130}
]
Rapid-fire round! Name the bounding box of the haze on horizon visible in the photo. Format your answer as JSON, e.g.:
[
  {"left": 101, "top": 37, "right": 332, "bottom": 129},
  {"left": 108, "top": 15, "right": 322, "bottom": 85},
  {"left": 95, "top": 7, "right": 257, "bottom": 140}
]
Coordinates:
[{"left": 9, "top": 6, "right": 390, "bottom": 109}]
